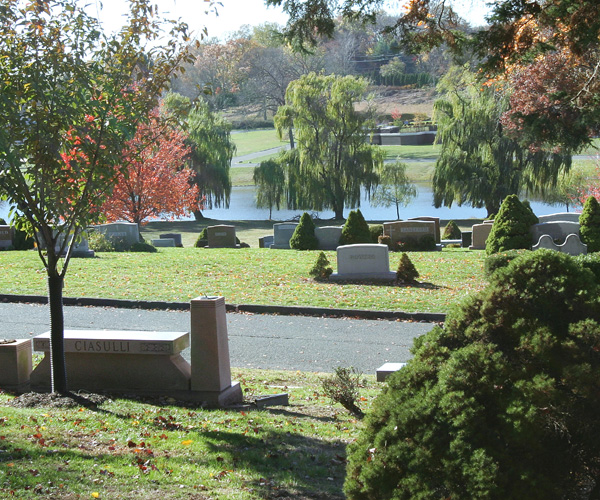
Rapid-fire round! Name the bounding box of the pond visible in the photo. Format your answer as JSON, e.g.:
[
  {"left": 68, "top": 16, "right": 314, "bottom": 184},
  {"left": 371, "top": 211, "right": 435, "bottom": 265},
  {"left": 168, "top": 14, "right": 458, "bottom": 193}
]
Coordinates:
[
  {"left": 196, "top": 183, "right": 566, "bottom": 221},
  {"left": 0, "top": 183, "right": 568, "bottom": 223}
]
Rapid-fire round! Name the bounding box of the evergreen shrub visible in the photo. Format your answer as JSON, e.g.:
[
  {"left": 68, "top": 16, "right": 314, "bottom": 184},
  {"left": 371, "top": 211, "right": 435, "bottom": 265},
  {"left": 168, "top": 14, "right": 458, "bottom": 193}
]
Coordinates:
[
  {"left": 290, "top": 212, "right": 318, "bottom": 250},
  {"left": 397, "top": 234, "right": 436, "bottom": 251},
  {"left": 194, "top": 228, "right": 208, "bottom": 248},
  {"left": 129, "top": 242, "right": 157, "bottom": 253},
  {"left": 309, "top": 252, "right": 333, "bottom": 280},
  {"left": 484, "top": 248, "right": 530, "bottom": 277},
  {"left": 576, "top": 252, "right": 600, "bottom": 282},
  {"left": 340, "top": 209, "right": 371, "bottom": 245},
  {"left": 369, "top": 224, "right": 383, "bottom": 243},
  {"left": 345, "top": 250, "right": 600, "bottom": 500},
  {"left": 396, "top": 253, "right": 419, "bottom": 283},
  {"left": 442, "top": 220, "right": 462, "bottom": 239},
  {"left": 580, "top": 196, "right": 600, "bottom": 252},
  {"left": 486, "top": 194, "right": 538, "bottom": 255}
]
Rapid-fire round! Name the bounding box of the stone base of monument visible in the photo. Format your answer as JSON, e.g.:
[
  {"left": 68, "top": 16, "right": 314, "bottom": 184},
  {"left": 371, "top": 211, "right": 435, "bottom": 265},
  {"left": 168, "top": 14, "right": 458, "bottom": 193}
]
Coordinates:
[
  {"left": 0, "top": 339, "right": 32, "bottom": 392},
  {"left": 329, "top": 271, "right": 397, "bottom": 282}
]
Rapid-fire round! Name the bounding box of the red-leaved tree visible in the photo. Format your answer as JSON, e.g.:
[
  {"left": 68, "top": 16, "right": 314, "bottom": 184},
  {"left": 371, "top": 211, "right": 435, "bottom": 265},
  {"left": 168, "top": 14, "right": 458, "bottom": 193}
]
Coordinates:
[{"left": 102, "top": 113, "right": 201, "bottom": 225}]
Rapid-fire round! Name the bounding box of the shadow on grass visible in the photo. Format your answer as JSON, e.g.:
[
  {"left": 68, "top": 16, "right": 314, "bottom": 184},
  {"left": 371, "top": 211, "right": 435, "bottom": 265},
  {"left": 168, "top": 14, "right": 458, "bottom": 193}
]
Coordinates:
[{"left": 0, "top": 403, "right": 348, "bottom": 500}]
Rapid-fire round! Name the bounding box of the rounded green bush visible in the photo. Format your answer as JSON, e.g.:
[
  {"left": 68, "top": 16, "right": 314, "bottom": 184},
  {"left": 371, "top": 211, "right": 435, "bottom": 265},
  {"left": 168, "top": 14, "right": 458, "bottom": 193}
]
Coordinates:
[
  {"left": 442, "top": 220, "right": 462, "bottom": 240},
  {"left": 486, "top": 194, "right": 538, "bottom": 255},
  {"left": 290, "top": 212, "right": 319, "bottom": 250},
  {"left": 580, "top": 196, "right": 600, "bottom": 252},
  {"left": 129, "top": 242, "right": 157, "bottom": 253},
  {"left": 345, "top": 250, "right": 600, "bottom": 500},
  {"left": 484, "top": 248, "right": 530, "bottom": 277},
  {"left": 340, "top": 209, "right": 371, "bottom": 245}
]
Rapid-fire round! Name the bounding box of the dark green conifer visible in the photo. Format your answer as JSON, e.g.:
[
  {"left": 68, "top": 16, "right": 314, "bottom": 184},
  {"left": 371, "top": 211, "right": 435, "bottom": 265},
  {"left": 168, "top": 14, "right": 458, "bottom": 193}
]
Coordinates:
[
  {"left": 486, "top": 194, "right": 538, "bottom": 255},
  {"left": 290, "top": 212, "right": 318, "bottom": 250},
  {"left": 580, "top": 196, "right": 600, "bottom": 253},
  {"left": 340, "top": 209, "right": 371, "bottom": 245}
]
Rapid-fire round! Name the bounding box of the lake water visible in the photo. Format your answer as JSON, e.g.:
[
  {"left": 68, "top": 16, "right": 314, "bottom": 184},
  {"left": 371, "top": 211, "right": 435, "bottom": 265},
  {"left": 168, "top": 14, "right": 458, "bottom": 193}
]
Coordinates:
[
  {"left": 194, "top": 183, "right": 565, "bottom": 221},
  {"left": 0, "top": 183, "right": 567, "bottom": 223}
]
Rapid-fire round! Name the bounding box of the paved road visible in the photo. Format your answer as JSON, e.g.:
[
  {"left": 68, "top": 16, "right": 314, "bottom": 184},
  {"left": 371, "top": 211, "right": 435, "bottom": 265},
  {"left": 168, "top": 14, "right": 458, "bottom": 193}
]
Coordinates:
[{"left": 1, "top": 302, "right": 436, "bottom": 375}]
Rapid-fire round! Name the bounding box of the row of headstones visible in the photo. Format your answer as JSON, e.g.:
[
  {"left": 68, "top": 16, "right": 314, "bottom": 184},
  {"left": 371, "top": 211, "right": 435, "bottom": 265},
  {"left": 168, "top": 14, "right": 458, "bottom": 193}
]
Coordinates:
[
  {"left": 470, "top": 212, "right": 586, "bottom": 255},
  {"left": 260, "top": 217, "right": 446, "bottom": 251}
]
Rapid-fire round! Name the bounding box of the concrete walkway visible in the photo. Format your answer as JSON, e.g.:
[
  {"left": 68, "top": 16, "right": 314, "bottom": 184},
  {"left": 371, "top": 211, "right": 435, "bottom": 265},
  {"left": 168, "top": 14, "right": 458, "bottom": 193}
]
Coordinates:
[{"left": 0, "top": 302, "right": 436, "bottom": 375}]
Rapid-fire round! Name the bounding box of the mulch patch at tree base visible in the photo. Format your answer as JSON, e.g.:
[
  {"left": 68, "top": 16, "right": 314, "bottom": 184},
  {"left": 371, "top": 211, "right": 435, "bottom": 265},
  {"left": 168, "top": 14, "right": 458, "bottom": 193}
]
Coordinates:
[{"left": 5, "top": 391, "right": 110, "bottom": 409}]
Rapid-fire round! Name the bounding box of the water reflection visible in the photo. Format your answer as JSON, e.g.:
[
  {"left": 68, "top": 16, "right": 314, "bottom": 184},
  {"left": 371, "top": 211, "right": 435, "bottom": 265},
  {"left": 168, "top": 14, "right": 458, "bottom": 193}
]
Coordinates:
[
  {"left": 0, "top": 184, "right": 567, "bottom": 223},
  {"left": 200, "top": 184, "right": 565, "bottom": 221}
]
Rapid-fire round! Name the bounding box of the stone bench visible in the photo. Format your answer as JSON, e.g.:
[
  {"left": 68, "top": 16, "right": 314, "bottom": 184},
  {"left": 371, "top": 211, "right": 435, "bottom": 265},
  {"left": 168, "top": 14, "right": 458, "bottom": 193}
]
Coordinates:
[{"left": 30, "top": 330, "right": 191, "bottom": 394}]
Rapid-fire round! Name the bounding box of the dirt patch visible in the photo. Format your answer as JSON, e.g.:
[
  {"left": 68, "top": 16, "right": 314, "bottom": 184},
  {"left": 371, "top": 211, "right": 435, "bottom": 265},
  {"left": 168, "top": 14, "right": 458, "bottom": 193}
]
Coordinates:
[{"left": 6, "top": 391, "right": 111, "bottom": 409}]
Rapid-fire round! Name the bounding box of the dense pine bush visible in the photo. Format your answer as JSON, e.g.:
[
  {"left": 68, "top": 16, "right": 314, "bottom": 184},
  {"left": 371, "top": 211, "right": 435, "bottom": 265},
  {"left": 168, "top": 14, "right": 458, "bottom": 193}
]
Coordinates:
[
  {"left": 486, "top": 194, "right": 538, "bottom": 255},
  {"left": 484, "top": 248, "right": 530, "bottom": 277},
  {"left": 345, "top": 250, "right": 600, "bottom": 500},
  {"left": 580, "top": 196, "right": 600, "bottom": 252},
  {"left": 340, "top": 209, "right": 371, "bottom": 245},
  {"left": 369, "top": 224, "right": 383, "bottom": 243},
  {"left": 396, "top": 253, "right": 419, "bottom": 283},
  {"left": 442, "top": 220, "right": 462, "bottom": 239},
  {"left": 290, "top": 212, "right": 318, "bottom": 250},
  {"left": 194, "top": 228, "right": 208, "bottom": 248},
  {"left": 309, "top": 251, "right": 333, "bottom": 280}
]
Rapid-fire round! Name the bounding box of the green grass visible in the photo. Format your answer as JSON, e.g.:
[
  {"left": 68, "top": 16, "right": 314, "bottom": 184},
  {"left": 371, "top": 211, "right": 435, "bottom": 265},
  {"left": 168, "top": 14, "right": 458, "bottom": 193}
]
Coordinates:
[
  {"left": 0, "top": 369, "right": 380, "bottom": 499},
  {"left": 0, "top": 246, "right": 487, "bottom": 313},
  {"left": 381, "top": 144, "right": 441, "bottom": 160},
  {"left": 231, "top": 129, "right": 286, "bottom": 157},
  {"left": 230, "top": 167, "right": 255, "bottom": 187}
]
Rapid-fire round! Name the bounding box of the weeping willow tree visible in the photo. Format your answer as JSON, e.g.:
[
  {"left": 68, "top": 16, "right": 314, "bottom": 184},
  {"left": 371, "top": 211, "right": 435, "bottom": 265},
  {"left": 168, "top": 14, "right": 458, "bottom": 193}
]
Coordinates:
[
  {"left": 433, "top": 67, "right": 571, "bottom": 217},
  {"left": 253, "top": 158, "right": 285, "bottom": 219},
  {"left": 163, "top": 92, "right": 236, "bottom": 219},
  {"left": 274, "top": 73, "right": 383, "bottom": 220}
]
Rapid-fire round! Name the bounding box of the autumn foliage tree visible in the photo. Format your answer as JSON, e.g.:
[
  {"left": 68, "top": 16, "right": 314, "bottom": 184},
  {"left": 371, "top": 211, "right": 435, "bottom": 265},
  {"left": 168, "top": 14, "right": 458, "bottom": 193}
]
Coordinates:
[
  {"left": 102, "top": 114, "right": 199, "bottom": 225},
  {"left": 0, "top": 0, "right": 192, "bottom": 393}
]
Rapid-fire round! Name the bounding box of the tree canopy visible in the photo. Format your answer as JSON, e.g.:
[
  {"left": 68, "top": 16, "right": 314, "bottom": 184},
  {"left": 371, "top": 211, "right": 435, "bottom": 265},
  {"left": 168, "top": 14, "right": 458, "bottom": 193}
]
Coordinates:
[
  {"left": 432, "top": 67, "right": 570, "bottom": 216},
  {"left": 0, "top": 0, "right": 191, "bottom": 392},
  {"left": 266, "top": 0, "right": 600, "bottom": 152},
  {"left": 163, "top": 93, "right": 236, "bottom": 219},
  {"left": 102, "top": 112, "right": 199, "bottom": 225},
  {"left": 274, "top": 73, "right": 383, "bottom": 219}
]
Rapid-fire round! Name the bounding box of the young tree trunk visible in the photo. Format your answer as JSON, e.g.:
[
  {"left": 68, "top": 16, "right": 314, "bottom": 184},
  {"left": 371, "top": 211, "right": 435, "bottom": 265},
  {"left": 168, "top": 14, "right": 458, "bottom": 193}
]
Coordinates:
[
  {"left": 288, "top": 126, "right": 295, "bottom": 150},
  {"left": 47, "top": 274, "right": 68, "bottom": 394}
]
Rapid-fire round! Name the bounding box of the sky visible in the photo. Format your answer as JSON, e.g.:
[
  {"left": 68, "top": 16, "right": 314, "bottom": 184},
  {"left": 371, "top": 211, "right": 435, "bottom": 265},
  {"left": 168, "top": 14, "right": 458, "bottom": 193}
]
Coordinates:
[{"left": 91, "top": 0, "right": 492, "bottom": 41}]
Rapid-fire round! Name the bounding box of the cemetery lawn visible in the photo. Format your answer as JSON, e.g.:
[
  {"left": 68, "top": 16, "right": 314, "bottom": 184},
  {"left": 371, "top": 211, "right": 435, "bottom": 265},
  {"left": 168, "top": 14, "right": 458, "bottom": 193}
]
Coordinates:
[
  {"left": 0, "top": 248, "right": 486, "bottom": 314},
  {"left": 0, "top": 369, "right": 379, "bottom": 499}
]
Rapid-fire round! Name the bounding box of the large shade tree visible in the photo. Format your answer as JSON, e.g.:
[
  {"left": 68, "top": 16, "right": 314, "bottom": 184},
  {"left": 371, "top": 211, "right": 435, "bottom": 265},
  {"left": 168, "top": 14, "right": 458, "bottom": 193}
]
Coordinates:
[
  {"left": 101, "top": 112, "right": 199, "bottom": 225},
  {"left": 433, "top": 66, "right": 570, "bottom": 216},
  {"left": 163, "top": 92, "right": 236, "bottom": 220},
  {"left": 274, "top": 73, "right": 383, "bottom": 219},
  {"left": 0, "top": 0, "right": 192, "bottom": 393}
]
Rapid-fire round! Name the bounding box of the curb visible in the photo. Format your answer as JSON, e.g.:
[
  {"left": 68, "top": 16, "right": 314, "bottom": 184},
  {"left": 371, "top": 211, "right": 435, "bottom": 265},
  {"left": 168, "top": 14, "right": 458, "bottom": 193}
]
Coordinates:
[{"left": 0, "top": 294, "right": 446, "bottom": 323}]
